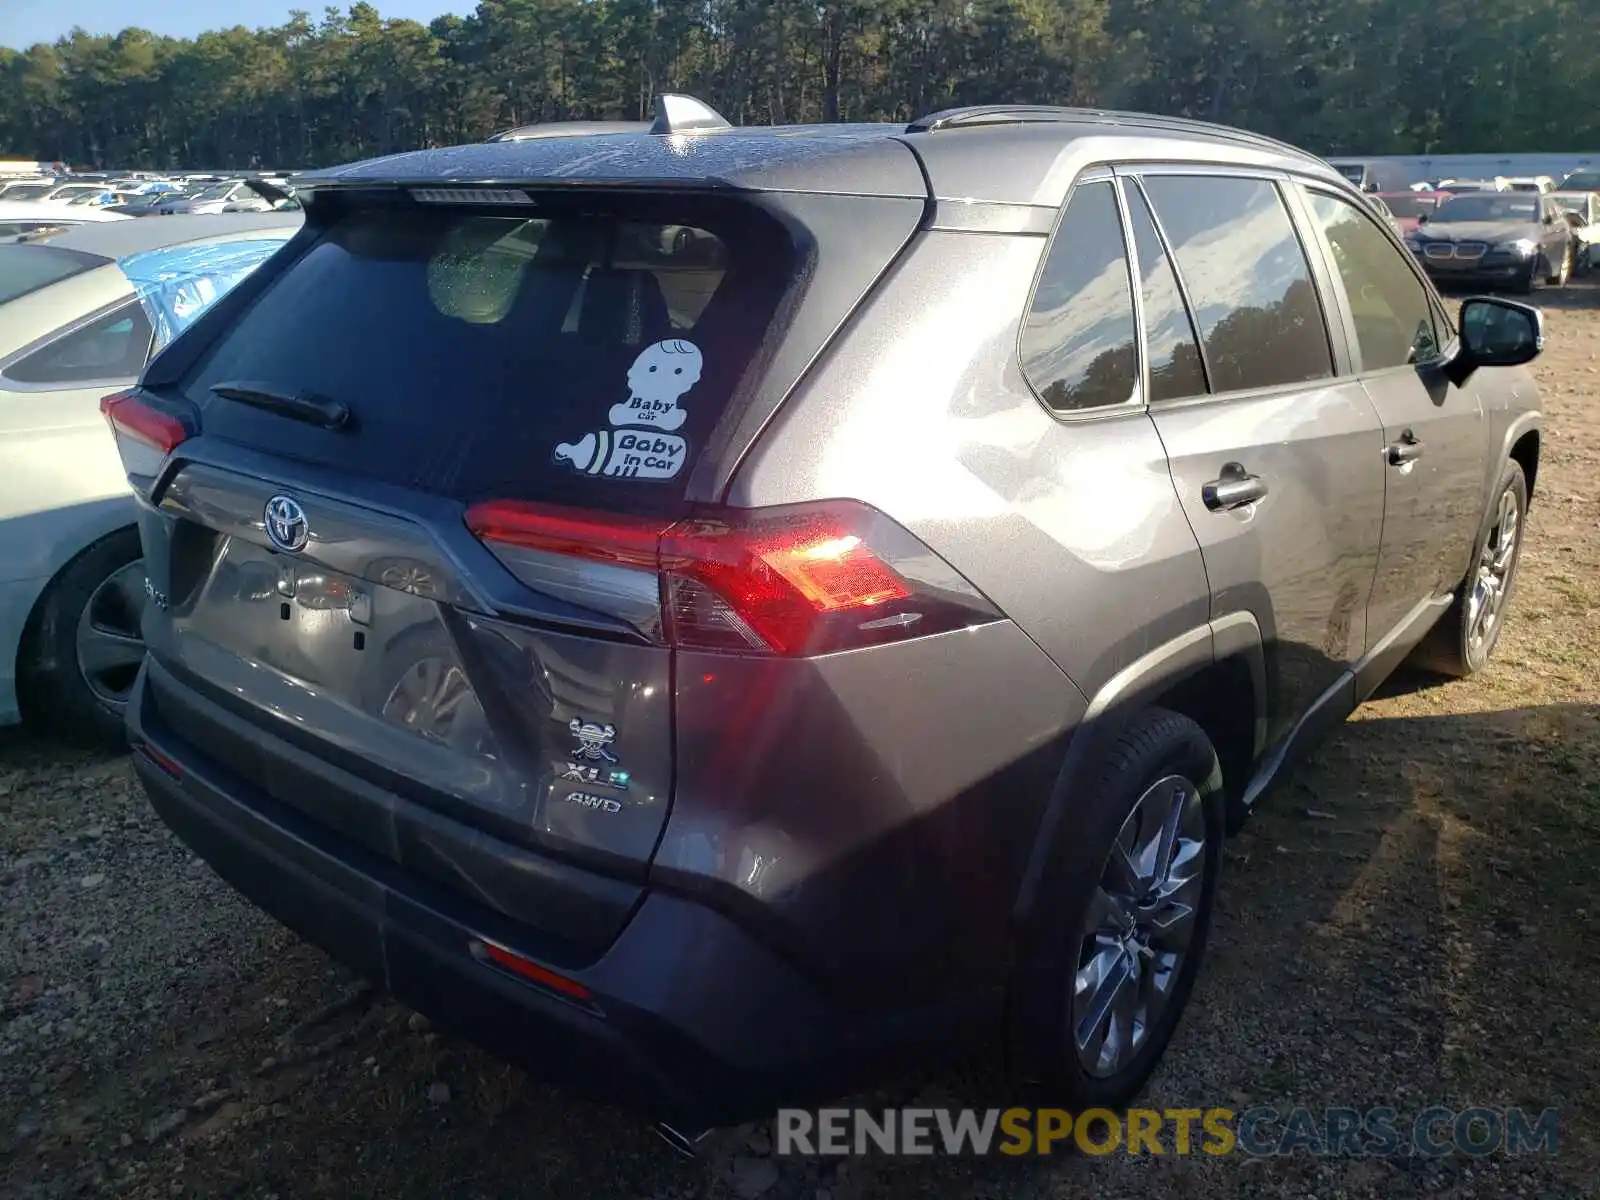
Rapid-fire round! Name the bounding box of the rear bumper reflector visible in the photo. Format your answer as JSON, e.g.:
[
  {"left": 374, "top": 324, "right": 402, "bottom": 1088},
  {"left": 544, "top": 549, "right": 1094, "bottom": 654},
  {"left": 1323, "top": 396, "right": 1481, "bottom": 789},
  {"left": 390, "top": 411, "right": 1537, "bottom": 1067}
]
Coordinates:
[{"left": 470, "top": 937, "right": 595, "bottom": 1003}]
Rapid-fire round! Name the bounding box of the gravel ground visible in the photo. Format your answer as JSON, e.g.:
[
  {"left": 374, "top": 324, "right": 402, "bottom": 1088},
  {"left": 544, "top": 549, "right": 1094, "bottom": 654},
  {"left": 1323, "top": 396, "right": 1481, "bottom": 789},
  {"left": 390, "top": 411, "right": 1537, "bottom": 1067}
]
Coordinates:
[{"left": 5, "top": 287, "right": 1600, "bottom": 1199}]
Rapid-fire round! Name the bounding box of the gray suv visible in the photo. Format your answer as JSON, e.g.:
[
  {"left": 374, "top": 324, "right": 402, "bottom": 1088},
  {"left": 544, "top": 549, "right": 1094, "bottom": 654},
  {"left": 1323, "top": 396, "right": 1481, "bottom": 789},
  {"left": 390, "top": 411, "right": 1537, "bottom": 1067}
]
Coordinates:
[{"left": 105, "top": 99, "right": 1544, "bottom": 1135}]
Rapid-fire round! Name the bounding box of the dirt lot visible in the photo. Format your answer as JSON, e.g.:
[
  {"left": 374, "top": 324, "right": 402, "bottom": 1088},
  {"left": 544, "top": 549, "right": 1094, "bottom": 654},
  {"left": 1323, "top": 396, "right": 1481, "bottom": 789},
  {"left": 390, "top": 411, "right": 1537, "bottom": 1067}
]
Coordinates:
[{"left": 5, "top": 287, "right": 1600, "bottom": 1200}]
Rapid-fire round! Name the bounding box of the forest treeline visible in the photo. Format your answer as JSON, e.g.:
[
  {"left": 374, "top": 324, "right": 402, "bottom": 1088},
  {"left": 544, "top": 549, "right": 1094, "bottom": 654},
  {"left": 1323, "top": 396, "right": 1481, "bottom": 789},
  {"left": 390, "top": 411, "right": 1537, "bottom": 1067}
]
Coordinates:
[{"left": 2, "top": 0, "right": 1597, "bottom": 170}]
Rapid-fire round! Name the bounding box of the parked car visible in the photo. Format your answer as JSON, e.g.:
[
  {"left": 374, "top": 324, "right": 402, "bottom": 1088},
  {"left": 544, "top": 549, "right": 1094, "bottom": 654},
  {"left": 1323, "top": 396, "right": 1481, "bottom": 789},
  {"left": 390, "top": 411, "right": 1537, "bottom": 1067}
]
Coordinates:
[
  {"left": 108, "top": 100, "right": 1543, "bottom": 1134},
  {"left": 1326, "top": 157, "right": 1377, "bottom": 191},
  {"left": 1436, "top": 178, "right": 1508, "bottom": 194},
  {"left": 1374, "top": 189, "right": 1449, "bottom": 233},
  {"left": 1364, "top": 192, "right": 1404, "bottom": 235},
  {"left": 0, "top": 180, "right": 110, "bottom": 205},
  {"left": 1498, "top": 175, "right": 1557, "bottom": 194},
  {"left": 107, "top": 190, "right": 193, "bottom": 216},
  {"left": 0, "top": 177, "right": 53, "bottom": 200},
  {"left": 1552, "top": 191, "right": 1600, "bottom": 274},
  {"left": 154, "top": 178, "right": 295, "bottom": 215},
  {"left": 1557, "top": 168, "right": 1600, "bottom": 193},
  {"left": 1408, "top": 190, "right": 1575, "bottom": 291},
  {"left": 0, "top": 201, "right": 131, "bottom": 243},
  {"left": 0, "top": 213, "right": 301, "bottom": 740}
]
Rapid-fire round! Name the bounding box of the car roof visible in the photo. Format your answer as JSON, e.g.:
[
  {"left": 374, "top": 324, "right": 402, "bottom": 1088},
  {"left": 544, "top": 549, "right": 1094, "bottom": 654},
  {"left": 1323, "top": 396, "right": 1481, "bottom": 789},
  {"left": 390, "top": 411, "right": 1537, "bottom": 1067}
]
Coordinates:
[
  {"left": 0, "top": 200, "right": 131, "bottom": 222},
  {"left": 36, "top": 211, "right": 304, "bottom": 260},
  {"left": 301, "top": 99, "right": 1342, "bottom": 209}
]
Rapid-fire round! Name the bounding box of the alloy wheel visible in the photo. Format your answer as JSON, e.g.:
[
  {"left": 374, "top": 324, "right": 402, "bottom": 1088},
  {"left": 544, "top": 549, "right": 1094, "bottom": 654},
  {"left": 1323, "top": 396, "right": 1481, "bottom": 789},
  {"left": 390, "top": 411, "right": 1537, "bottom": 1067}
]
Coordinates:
[
  {"left": 1072, "top": 774, "right": 1209, "bottom": 1078},
  {"left": 75, "top": 560, "right": 148, "bottom": 709},
  {"left": 1466, "top": 484, "right": 1522, "bottom": 660}
]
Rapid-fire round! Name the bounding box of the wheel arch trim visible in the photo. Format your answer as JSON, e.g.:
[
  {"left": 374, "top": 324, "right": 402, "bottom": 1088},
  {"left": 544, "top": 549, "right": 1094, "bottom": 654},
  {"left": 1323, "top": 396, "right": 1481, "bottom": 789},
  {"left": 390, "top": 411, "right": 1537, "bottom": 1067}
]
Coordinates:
[
  {"left": 1011, "top": 613, "right": 1266, "bottom": 926},
  {"left": 1501, "top": 413, "right": 1541, "bottom": 503}
]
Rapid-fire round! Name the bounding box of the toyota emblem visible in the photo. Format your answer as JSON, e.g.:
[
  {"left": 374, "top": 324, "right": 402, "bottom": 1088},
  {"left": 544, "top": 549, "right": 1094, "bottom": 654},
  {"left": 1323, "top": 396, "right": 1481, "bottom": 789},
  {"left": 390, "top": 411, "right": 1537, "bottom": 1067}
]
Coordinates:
[{"left": 264, "top": 495, "right": 309, "bottom": 553}]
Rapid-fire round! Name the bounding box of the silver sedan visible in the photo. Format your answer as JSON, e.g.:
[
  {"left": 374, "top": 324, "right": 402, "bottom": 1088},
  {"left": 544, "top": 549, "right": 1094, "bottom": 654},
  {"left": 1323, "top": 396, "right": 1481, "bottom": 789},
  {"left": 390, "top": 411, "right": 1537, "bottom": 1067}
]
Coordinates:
[{"left": 0, "top": 212, "right": 301, "bottom": 741}]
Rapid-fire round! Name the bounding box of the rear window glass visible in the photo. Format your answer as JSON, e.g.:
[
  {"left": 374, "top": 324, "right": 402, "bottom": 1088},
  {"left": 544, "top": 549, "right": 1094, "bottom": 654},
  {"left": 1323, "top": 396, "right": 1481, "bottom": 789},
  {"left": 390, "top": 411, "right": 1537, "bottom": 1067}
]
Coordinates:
[
  {"left": 186, "top": 201, "right": 794, "bottom": 514},
  {"left": 0, "top": 244, "right": 102, "bottom": 304}
]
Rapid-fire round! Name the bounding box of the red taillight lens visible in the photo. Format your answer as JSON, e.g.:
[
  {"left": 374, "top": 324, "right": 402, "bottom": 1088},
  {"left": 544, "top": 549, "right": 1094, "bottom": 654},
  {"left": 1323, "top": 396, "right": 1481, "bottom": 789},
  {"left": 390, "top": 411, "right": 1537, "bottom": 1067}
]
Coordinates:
[
  {"left": 661, "top": 511, "right": 912, "bottom": 654},
  {"left": 465, "top": 499, "right": 998, "bottom": 657},
  {"left": 101, "top": 389, "right": 188, "bottom": 454},
  {"left": 464, "top": 500, "right": 665, "bottom": 567}
]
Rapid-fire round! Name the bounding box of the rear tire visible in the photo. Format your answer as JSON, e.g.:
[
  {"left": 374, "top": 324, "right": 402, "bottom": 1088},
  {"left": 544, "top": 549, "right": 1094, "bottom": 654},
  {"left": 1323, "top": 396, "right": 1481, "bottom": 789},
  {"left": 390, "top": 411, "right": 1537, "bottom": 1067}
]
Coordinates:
[
  {"left": 19, "top": 528, "right": 145, "bottom": 746},
  {"left": 1408, "top": 459, "right": 1528, "bottom": 679},
  {"left": 1006, "top": 708, "right": 1224, "bottom": 1111}
]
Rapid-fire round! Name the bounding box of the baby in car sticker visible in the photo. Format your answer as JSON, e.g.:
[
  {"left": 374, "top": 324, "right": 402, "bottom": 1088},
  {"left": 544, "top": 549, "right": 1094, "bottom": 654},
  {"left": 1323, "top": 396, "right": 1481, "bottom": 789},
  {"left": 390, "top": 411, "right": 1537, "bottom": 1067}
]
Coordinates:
[{"left": 553, "top": 339, "right": 701, "bottom": 481}]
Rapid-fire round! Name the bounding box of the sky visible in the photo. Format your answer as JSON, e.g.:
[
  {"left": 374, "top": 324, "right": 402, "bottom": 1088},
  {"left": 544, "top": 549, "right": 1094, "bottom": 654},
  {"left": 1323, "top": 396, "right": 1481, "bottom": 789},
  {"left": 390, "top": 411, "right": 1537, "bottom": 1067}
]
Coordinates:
[{"left": 1, "top": 0, "right": 479, "bottom": 50}]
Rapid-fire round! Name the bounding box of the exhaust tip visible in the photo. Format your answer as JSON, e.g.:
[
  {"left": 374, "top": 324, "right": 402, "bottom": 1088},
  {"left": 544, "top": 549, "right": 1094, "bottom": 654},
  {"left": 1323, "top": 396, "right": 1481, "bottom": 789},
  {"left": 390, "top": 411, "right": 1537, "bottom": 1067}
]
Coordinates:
[{"left": 654, "top": 1122, "right": 717, "bottom": 1159}]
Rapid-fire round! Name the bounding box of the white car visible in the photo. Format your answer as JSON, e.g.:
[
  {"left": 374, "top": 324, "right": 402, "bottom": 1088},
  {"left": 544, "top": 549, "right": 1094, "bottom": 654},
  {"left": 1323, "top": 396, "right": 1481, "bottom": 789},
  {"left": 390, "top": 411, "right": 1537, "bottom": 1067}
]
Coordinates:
[
  {"left": 1436, "top": 178, "right": 1509, "bottom": 194},
  {"left": 1553, "top": 192, "right": 1600, "bottom": 274},
  {"left": 0, "top": 180, "right": 116, "bottom": 206},
  {"left": 0, "top": 213, "right": 301, "bottom": 740},
  {"left": 1498, "top": 175, "right": 1557, "bottom": 194},
  {"left": 155, "top": 178, "right": 297, "bottom": 215},
  {"left": 0, "top": 201, "right": 131, "bottom": 243}
]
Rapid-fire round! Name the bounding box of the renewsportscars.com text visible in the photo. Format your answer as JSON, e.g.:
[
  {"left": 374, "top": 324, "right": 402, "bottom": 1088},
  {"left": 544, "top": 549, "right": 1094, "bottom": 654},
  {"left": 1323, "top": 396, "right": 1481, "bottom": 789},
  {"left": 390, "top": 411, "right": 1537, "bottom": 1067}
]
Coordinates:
[{"left": 775, "top": 1106, "right": 1559, "bottom": 1158}]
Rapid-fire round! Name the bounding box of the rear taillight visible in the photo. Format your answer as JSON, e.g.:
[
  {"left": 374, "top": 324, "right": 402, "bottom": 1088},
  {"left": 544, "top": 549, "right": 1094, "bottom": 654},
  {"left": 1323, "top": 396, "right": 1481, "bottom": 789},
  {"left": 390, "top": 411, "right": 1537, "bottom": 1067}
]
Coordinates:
[
  {"left": 102, "top": 389, "right": 189, "bottom": 489},
  {"left": 100, "top": 389, "right": 188, "bottom": 454},
  {"left": 465, "top": 499, "right": 999, "bottom": 656}
]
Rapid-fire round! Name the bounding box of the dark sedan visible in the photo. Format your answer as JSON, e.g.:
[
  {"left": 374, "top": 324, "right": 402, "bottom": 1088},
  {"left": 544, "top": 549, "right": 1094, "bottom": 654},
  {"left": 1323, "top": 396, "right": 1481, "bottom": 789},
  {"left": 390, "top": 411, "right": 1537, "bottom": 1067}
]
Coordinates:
[{"left": 1407, "top": 191, "right": 1575, "bottom": 292}]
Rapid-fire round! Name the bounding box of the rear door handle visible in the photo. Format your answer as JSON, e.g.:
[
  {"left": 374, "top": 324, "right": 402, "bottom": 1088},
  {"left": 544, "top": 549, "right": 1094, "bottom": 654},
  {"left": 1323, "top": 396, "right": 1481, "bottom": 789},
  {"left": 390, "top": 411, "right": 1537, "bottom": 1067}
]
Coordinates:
[
  {"left": 1202, "top": 464, "right": 1268, "bottom": 512},
  {"left": 1388, "top": 430, "right": 1424, "bottom": 466}
]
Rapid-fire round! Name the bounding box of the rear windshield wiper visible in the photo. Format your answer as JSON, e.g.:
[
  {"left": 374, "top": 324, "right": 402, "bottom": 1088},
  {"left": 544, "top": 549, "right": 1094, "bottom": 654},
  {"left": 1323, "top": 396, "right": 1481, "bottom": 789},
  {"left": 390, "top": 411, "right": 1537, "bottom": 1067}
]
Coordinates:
[{"left": 210, "top": 382, "right": 351, "bottom": 430}]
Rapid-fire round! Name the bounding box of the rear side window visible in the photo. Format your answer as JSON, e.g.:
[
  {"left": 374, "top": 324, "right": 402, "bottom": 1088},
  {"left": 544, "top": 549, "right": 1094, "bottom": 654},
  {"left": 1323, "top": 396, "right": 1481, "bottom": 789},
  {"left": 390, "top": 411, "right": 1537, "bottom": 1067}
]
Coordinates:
[
  {"left": 1124, "top": 182, "right": 1207, "bottom": 402},
  {"left": 4, "top": 301, "right": 153, "bottom": 385},
  {"left": 186, "top": 201, "right": 794, "bottom": 515},
  {"left": 1140, "top": 176, "right": 1333, "bottom": 393},
  {"left": 1020, "top": 180, "right": 1138, "bottom": 412},
  {"left": 0, "top": 244, "right": 102, "bottom": 304}
]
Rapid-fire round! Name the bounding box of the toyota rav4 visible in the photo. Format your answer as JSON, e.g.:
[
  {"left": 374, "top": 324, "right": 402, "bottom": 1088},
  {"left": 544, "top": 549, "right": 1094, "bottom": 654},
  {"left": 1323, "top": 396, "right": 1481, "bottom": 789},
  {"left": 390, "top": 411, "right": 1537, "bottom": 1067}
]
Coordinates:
[{"left": 104, "top": 97, "right": 1544, "bottom": 1137}]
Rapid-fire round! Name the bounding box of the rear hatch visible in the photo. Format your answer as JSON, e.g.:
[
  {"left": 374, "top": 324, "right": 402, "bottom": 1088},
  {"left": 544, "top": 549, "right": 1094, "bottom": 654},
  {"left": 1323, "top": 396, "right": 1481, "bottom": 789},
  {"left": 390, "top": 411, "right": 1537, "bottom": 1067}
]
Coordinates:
[{"left": 109, "top": 185, "right": 932, "bottom": 933}]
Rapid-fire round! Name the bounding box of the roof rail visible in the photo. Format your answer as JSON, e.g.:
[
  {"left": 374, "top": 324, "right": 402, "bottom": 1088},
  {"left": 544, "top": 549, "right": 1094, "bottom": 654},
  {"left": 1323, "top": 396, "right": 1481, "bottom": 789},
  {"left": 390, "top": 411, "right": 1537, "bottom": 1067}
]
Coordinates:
[
  {"left": 648, "top": 93, "right": 734, "bottom": 136},
  {"left": 904, "top": 104, "right": 1309, "bottom": 160}
]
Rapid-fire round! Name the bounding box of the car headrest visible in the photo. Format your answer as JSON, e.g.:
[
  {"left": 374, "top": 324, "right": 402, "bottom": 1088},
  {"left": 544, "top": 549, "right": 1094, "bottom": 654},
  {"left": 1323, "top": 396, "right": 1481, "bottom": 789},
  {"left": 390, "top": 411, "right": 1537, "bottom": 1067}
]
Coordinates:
[{"left": 576, "top": 267, "right": 670, "bottom": 346}]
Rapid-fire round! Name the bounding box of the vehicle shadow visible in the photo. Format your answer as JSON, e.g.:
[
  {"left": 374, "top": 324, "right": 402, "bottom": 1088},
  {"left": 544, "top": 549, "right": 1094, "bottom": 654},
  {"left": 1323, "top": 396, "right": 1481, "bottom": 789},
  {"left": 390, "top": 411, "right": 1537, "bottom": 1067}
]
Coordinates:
[
  {"left": 1434, "top": 278, "right": 1600, "bottom": 311},
  {"left": 816, "top": 698, "right": 1599, "bottom": 1197},
  {"left": 1531, "top": 281, "right": 1600, "bottom": 311},
  {"left": 7, "top": 699, "right": 1579, "bottom": 1199}
]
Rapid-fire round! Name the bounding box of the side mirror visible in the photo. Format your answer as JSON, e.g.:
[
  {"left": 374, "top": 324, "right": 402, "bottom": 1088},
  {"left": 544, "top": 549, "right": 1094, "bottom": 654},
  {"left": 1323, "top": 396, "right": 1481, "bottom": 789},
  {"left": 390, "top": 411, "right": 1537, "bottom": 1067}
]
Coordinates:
[
  {"left": 1447, "top": 296, "right": 1543, "bottom": 384},
  {"left": 1417, "top": 212, "right": 1429, "bottom": 225}
]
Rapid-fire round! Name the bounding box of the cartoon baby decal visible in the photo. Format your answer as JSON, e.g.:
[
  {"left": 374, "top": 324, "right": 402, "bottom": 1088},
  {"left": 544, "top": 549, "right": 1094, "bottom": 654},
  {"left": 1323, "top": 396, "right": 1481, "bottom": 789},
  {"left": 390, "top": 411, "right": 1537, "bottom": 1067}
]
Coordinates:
[
  {"left": 611, "top": 339, "right": 701, "bottom": 432},
  {"left": 553, "top": 339, "right": 703, "bottom": 482}
]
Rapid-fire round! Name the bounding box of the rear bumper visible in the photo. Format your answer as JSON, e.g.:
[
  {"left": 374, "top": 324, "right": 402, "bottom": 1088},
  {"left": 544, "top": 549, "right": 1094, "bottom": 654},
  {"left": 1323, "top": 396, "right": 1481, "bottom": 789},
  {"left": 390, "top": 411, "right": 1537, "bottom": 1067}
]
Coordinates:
[{"left": 127, "top": 662, "right": 968, "bottom": 1126}]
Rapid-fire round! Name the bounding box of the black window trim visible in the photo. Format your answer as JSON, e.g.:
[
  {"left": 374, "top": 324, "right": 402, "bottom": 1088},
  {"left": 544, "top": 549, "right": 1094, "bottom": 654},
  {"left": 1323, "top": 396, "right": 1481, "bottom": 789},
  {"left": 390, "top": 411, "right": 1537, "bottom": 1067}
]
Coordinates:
[
  {"left": 1113, "top": 171, "right": 1214, "bottom": 402},
  {"left": 1014, "top": 166, "right": 1150, "bottom": 424},
  {"left": 0, "top": 294, "right": 155, "bottom": 392},
  {"left": 1295, "top": 179, "right": 1461, "bottom": 378},
  {"left": 1115, "top": 163, "right": 1344, "bottom": 408}
]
